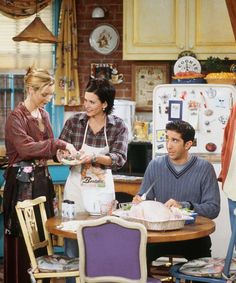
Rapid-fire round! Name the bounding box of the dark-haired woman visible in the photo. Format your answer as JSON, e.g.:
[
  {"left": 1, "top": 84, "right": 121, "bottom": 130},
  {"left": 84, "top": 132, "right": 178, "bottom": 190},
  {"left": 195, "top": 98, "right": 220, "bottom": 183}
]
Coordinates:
[
  {"left": 60, "top": 77, "right": 128, "bottom": 213},
  {"left": 59, "top": 78, "right": 128, "bottom": 283}
]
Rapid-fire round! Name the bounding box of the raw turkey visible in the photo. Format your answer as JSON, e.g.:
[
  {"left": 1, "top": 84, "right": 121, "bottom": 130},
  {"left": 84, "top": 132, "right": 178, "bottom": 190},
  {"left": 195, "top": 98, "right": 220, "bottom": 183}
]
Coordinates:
[{"left": 129, "top": 200, "right": 182, "bottom": 221}]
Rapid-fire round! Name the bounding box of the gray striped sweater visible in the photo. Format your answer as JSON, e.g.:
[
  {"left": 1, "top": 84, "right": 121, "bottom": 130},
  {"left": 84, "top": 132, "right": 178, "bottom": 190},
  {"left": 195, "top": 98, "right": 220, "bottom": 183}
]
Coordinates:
[{"left": 139, "top": 155, "right": 220, "bottom": 219}]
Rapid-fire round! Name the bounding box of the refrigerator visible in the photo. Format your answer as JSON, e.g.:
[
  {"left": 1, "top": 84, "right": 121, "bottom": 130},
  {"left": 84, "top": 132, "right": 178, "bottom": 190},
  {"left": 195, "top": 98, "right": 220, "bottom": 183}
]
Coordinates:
[{"left": 152, "top": 84, "right": 236, "bottom": 157}]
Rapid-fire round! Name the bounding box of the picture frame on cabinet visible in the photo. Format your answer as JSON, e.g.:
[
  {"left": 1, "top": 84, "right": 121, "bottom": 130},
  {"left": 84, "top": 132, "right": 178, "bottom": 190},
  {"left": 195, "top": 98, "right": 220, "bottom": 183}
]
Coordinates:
[{"left": 132, "top": 62, "right": 170, "bottom": 111}]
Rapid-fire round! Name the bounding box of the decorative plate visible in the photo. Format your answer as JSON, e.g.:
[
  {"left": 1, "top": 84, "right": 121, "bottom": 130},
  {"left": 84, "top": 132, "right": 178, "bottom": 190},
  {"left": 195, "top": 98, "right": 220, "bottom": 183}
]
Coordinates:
[
  {"left": 61, "top": 158, "right": 80, "bottom": 166},
  {"left": 89, "top": 24, "right": 120, "bottom": 55}
]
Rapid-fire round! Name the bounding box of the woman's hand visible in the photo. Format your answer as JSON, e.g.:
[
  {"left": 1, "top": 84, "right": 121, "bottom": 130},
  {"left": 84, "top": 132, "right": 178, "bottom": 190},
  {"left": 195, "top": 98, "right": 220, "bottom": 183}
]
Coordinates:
[
  {"left": 56, "top": 149, "right": 68, "bottom": 162},
  {"left": 65, "top": 143, "right": 77, "bottom": 158},
  {"left": 77, "top": 151, "right": 94, "bottom": 164}
]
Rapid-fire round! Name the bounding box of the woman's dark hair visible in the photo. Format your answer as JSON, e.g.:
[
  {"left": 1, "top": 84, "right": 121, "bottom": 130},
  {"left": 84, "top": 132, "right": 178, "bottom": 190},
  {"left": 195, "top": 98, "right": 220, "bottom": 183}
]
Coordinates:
[
  {"left": 166, "top": 120, "right": 195, "bottom": 143},
  {"left": 85, "top": 77, "right": 115, "bottom": 115}
]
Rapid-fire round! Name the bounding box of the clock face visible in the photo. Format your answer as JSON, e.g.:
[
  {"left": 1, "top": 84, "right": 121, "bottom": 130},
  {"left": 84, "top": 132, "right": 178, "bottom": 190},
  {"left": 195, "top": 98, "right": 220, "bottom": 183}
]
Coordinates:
[{"left": 174, "top": 56, "right": 201, "bottom": 74}]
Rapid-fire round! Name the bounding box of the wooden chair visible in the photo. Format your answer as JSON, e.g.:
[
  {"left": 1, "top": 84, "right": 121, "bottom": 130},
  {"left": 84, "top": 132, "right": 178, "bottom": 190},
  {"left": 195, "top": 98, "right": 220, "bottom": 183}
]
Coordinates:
[
  {"left": 15, "top": 196, "right": 80, "bottom": 283},
  {"left": 77, "top": 215, "right": 161, "bottom": 283},
  {"left": 170, "top": 209, "right": 236, "bottom": 283}
]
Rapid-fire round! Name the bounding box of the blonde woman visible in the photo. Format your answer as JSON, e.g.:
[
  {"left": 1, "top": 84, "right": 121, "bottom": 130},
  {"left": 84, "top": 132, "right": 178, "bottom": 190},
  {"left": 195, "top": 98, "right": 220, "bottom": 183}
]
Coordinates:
[{"left": 3, "top": 66, "right": 77, "bottom": 283}]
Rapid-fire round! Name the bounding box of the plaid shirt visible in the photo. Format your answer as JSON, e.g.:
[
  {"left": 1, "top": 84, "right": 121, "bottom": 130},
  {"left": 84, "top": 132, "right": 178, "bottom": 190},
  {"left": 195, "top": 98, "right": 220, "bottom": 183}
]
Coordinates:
[{"left": 59, "top": 112, "right": 128, "bottom": 170}]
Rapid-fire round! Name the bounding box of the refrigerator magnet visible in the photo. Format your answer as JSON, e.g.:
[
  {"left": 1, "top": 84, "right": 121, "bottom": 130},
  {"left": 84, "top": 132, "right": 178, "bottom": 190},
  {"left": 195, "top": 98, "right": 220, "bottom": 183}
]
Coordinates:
[
  {"left": 205, "top": 143, "right": 217, "bottom": 152},
  {"left": 168, "top": 100, "right": 183, "bottom": 121},
  {"left": 157, "top": 144, "right": 164, "bottom": 150},
  {"left": 156, "top": 130, "right": 166, "bottom": 142}
]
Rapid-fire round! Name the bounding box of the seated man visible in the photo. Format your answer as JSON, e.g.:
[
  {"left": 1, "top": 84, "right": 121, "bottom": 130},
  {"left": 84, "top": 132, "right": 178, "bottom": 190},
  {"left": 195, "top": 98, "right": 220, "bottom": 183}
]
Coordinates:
[{"left": 133, "top": 120, "right": 220, "bottom": 267}]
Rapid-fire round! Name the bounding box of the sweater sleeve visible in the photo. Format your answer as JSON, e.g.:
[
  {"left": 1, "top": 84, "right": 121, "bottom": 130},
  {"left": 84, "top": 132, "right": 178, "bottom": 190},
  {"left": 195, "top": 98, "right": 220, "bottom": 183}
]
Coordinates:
[
  {"left": 192, "top": 162, "right": 220, "bottom": 219},
  {"left": 6, "top": 111, "right": 67, "bottom": 162}
]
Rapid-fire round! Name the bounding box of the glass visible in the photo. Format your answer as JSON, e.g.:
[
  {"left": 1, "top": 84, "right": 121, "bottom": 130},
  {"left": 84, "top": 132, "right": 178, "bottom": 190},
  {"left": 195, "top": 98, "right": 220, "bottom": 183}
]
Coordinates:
[{"left": 100, "top": 200, "right": 118, "bottom": 216}]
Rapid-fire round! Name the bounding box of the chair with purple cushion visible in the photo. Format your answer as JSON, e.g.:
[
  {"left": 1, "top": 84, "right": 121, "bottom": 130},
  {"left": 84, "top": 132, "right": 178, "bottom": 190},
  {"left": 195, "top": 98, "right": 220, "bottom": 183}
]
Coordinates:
[{"left": 77, "top": 215, "right": 161, "bottom": 283}]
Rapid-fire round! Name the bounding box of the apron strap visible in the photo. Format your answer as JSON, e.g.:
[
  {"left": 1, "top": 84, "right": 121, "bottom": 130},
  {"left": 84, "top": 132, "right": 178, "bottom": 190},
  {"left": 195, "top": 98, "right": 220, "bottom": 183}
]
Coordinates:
[
  {"left": 82, "top": 118, "right": 109, "bottom": 148},
  {"left": 104, "top": 120, "right": 108, "bottom": 147},
  {"left": 82, "top": 121, "right": 89, "bottom": 146}
]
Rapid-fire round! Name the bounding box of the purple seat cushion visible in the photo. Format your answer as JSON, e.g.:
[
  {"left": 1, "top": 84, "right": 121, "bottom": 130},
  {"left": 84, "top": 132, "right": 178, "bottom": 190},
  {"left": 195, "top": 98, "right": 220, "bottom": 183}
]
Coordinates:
[{"left": 83, "top": 222, "right": 141, "bottom": 279}]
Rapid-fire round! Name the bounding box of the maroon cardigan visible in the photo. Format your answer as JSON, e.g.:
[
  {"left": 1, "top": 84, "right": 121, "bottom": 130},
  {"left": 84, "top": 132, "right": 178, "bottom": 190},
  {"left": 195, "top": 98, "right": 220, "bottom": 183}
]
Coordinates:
[
  {"left": 218, "top": 103, "right": 236, "bottom": 187},
  {"left": 5, "top": 102, "right": 66, "bottom": 166}
]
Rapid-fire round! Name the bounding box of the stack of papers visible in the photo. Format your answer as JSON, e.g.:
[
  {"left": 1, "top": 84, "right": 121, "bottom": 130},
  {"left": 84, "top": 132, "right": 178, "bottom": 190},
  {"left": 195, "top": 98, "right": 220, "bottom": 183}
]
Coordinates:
[{"left": 57, "top": 220, "right": 80, "bottom": 232}]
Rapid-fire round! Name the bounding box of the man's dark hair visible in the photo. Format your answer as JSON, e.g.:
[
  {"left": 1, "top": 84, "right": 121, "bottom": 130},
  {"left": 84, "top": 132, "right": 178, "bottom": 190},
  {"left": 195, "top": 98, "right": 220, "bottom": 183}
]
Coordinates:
[{"left": 166, "top": 120, "right": 195, "bottom": 143}]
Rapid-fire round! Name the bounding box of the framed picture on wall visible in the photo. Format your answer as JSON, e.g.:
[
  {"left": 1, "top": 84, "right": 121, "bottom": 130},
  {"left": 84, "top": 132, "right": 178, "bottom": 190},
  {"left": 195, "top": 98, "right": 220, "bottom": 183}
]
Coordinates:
[
  {"left": 91, "top": 63, "right": 115, "bottom": 80},
  {"left": 132, "top": 62, "right": 170, "bottom": 111}
]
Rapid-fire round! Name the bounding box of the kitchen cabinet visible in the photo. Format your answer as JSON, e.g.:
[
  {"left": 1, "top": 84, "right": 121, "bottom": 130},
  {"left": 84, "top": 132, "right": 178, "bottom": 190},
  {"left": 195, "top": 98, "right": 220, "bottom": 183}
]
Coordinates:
[{"left": 123, "top": 0, "right": 236, "bottom": 60}]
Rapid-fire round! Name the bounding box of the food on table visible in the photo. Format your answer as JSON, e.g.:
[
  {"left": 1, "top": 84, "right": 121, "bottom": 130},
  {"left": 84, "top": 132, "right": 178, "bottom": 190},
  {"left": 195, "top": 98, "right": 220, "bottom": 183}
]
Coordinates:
[{"left": 129, "top": 200, "right": 183, "bottom": 221}]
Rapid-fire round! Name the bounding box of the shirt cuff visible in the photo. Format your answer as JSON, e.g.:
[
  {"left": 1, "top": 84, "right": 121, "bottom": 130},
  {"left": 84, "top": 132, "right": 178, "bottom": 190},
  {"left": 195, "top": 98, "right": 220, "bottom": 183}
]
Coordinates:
[
  {"left": 180, "top": 201, "right": 191, "bottom": 209},
  {"left": 56, "top": 139, "right": 67, "bottom": 150}
]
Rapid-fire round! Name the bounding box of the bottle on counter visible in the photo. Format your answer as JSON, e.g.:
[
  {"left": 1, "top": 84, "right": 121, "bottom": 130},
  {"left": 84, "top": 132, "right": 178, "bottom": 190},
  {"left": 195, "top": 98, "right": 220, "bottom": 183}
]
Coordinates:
[
  {"left": 53, "top": 196, "right": 59, "bottom": 216},
  {"left": 62, "top": 200, "right": 75, "bottom": 218},
  {"left": 67, "top": 200, "right": 75, "bottom": 218}
]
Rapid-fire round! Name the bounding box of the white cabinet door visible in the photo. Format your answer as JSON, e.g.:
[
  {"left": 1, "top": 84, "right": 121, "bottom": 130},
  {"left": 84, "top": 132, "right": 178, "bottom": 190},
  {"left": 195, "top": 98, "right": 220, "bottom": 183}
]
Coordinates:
[
  {"left": 123, "top": 0, "right": 236, "bottom": 60},
  {"left": 123, "top": 0, "right": 186, "bottom": 60},
  {"left": 188, "top": 0, "right": 236, "bottom": 60}
]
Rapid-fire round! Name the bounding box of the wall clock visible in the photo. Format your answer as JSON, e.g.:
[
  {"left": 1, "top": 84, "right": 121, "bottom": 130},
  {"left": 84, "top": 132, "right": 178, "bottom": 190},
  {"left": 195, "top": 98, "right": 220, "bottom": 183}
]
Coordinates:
[
  {"left": 174, "top": 56, "right": 201, "bottom": 74},
  {"left": 89, "top": 24, "right": 120, "bottom": 55}
]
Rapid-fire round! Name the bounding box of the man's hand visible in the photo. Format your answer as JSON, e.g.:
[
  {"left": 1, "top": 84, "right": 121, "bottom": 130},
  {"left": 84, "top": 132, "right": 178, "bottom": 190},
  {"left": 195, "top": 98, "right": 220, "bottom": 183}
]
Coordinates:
[
  {"left": 165, "top": 198, "right": 182, "bottom": 209},
  {"left": 132, "top": 195, "right": 143, "bottom": 204}
]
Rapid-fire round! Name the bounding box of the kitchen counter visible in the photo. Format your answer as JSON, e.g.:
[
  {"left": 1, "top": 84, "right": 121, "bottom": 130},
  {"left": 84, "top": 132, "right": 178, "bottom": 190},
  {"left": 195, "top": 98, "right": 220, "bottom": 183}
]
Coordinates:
[
  {"left": 113, "top": 174, "right": 143, "bottom": 183},
  {"left": 113, "top": 174, "right": 142, "bottom": 196}
]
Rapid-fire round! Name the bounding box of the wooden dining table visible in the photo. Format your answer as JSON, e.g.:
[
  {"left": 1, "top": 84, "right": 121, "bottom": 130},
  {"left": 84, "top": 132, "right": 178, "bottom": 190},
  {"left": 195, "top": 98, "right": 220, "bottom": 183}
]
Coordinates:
[{"left": 45, "top": 213, "right": 215, "bottom": 243}]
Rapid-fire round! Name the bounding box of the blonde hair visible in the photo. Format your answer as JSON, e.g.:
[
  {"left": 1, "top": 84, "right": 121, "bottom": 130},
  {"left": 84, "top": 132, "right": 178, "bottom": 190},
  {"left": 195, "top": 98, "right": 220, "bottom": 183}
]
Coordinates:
[{"left": 24, "top": 66, "right": 55, "bottom": 95}]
